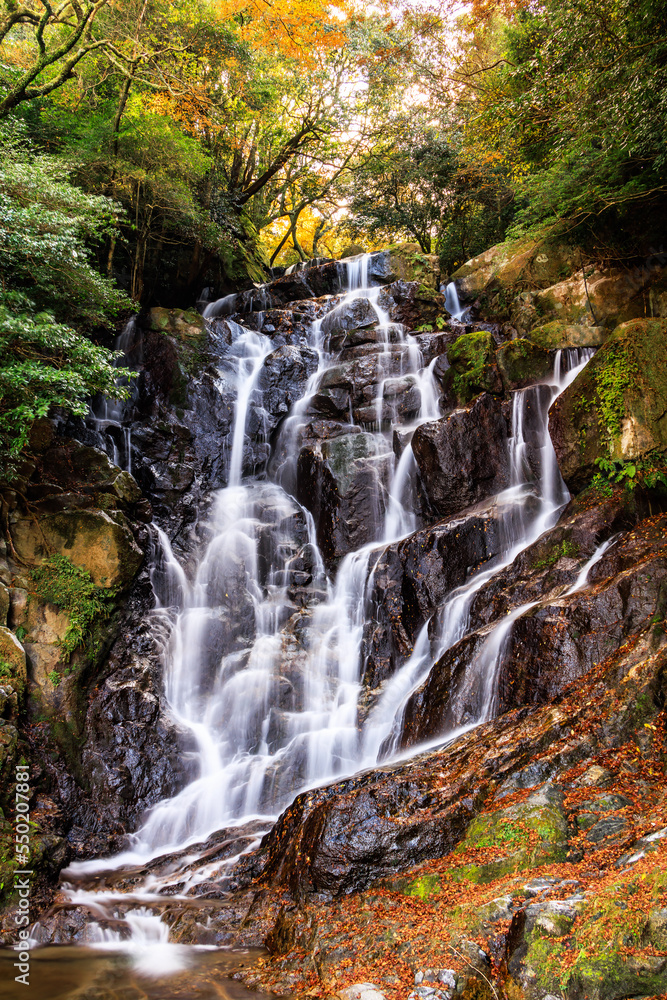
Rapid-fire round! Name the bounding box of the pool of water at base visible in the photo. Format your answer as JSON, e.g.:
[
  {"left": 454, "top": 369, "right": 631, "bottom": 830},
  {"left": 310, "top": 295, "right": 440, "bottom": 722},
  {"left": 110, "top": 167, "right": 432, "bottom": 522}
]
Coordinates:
[{"left": 0, "top": 946, "right": 279, "bottom": 1000}]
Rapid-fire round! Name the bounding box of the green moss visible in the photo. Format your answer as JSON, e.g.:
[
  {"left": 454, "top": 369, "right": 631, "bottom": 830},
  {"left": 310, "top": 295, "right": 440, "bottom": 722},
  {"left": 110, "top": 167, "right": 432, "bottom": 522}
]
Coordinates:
[
  {"left": 404, "top": 874, "right": 442, "bottom": 900},
  {"left": 458, "top": 816, "right": 525, "bottom": 852},
  {"left": 525, "top": 933, "right": 565, "bottom": 991},
  {"left": 496, "top": 338, "right": 552, "bottom": 389},
  {"left": 533, "top": 537, "right": 580, "bottom": 570},
  {"left": 30, "top": 554, "right": 117, "bottom": 661},
  {"left": 446, "top": 331, "right": 500, "bottom": 404},
  {"left": 594, "top": 337, "right": 641, "bottom": 441},
  {"left": 451, "top": 798, "right": 569, "bottom": 885}
]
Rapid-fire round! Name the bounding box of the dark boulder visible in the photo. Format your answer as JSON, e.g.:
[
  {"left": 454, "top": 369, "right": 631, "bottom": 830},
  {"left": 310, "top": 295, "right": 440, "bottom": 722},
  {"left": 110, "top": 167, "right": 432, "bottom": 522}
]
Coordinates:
[
  {"left": 296, "top": 433, "right": 390, "bottom": 568},
  {"left": 258, "top": 345, "right": 319, "bottom": 434},
  {"left": 412, "top": 393, "right": 510, "bottom": 520},
  {"left": 362, "top": 502, "right": 520, "bottom": 689},
  {"left": 401, "top": 513, "right": 667, "bottom": 747}
]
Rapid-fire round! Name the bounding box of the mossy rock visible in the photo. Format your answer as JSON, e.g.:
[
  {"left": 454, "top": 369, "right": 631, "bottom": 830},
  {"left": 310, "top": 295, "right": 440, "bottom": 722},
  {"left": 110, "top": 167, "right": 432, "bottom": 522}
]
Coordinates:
[
  {"left": 451, "top": 790, "right": 569, "bottom": 885},
  {"left": 0, "top": 625, "right": 27, "bottom": 698},
  {"left": 442, "top": 331, "right": 503, "bottom": 404},
  {"left": 516, "top": 851, "right": 667, "bottom": 1000},
  {"left": 496, "top": 339, "right": 553, "bottom": 390},
  {"left": 525, "top": 321, "right": 607, "bottom": 350},
  {"left": 451, "top": 236, "right": 577, "bottom": 299},
  {"left": 339, "top": 243, "right": 366, "bottom": 259},
  {"left": 149, "top": 307, "right": 206, "bottom": 340},
  {"left": 401, "top": 873, "right": 442, "bottom": 901},
  {"left": 550, "top": 317, "right": 667, "bottom": 491},
  {"left": 381, "top": 243, "right": 441, "bottom": 289},
  {"left": 110, "top": 470, "right": 142, "bottom": 505},
  {"left": 10, "top": 510, "right": 142, "bottom": 589}
]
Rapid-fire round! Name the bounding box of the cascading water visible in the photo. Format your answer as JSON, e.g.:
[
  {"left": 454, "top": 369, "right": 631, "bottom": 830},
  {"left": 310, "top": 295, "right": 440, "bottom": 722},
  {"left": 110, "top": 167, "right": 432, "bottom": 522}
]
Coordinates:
[
  {"left": 443, "top": 281, "right": 469, "bottom": 322},
  {"left": 90, "top": 317, "right": 138, "bottom": 472},
  {"left": 53, "top": 258, "right": 602, "bottom": 976},
  {"left": 361, "top": 347, "right": 595, "bottom": 762}
]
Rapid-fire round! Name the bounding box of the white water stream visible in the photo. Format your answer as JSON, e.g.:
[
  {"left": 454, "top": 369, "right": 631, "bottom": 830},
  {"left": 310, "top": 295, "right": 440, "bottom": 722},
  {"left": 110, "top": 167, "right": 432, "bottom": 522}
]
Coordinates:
[
  {"left": 90, "top": 317, "right": 137, "bottom": 473},
  {"left": 57, "top": 257, "right": 605, "bottom": 973}
]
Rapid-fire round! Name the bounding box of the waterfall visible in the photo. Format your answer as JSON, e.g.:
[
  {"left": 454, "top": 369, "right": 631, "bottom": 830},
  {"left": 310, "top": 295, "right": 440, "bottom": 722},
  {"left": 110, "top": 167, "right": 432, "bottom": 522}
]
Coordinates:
[
  {"left": 443, "top": 281, "right": 469, "bottom": 322},
  {"left": 362, "top": 347, "right": 595, "bottom": 759},
  {"left": 57, "top": 257, "right": 600, "bottom": 972},
  {"left": 90, "top": 317, "right": 138, "bottom": 472}
]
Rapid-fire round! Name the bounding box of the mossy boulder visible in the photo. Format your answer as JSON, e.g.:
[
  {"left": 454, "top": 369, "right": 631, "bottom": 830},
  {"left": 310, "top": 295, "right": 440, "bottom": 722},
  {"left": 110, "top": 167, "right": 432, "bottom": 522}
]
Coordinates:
[
  {"left": 149, "top": 307, "right": 206, "bottom": 341},
  {"left": 339, "top": 243, "right": 366, "bottom": 259},
  {"left": 0, "top": 625, "right": 27, "bottom": 699},
  {"left": 10, "top": 509, "right": 142, "bottom": 589},
  {"left": 496, "top": 339, "right": 553, "bottom": 390},
  {"left": 527, "top": 867, "right": 667, "bottom": 1000},
  {"left": 369, "top": 243, "right": 440, "bottom": 290},
  {"left": 519, "top": 264, "right": 667, "bottom": 335},
  {"left": 440, "top": 331, "right": 503, "bottom": 404},
  {"left": 525, "top": 321, "right": 607, "bottom": 350},
  {"left": 451, "top": 237, "right": 577, "bottom": 299},
  {"left": 449, "top": 788, "right": 569, "bottom": 885},
  {"left": 550, "top": 318, "right": 667, "bottom": 490}
]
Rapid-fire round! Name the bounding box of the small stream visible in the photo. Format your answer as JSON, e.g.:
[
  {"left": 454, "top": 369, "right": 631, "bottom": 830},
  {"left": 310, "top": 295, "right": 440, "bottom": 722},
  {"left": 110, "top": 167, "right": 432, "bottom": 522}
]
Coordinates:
[{"left": 0, "top": 945, "right": 269, "bottom": 1000}]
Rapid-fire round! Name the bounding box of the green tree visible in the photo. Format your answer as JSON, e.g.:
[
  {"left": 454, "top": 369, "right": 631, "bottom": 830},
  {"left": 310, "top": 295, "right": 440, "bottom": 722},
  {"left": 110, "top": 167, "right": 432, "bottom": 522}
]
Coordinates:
[{"left": 0, "top": 121, "right": 131, "bottom": 474}]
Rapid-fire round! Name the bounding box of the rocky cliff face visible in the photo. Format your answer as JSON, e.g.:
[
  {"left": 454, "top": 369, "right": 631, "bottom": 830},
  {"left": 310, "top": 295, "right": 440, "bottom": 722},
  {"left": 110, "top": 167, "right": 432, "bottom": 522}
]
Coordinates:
[{"left": 1, "top": 242, "right": 666, "bottom": 1000}]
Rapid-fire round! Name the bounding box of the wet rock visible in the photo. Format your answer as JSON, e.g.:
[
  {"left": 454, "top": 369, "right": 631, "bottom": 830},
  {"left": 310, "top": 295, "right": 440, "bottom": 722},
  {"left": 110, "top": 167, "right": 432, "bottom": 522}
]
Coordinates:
[
  {"left": 363, "top": 503, "right": 513, "bottom": 688},
  {"left": 412, "top": 393, "right": 509, "bottom": 520},
  {"left": 378, "top": 281, "right": 446, "bottom": 330},
  {"left": 308, "top": 346, "right": 418, "bottom": 423},
  {"left": 403, "top": 512, "right": 667, "bottom": 746},
  {"left": 551, "top": 318, "right": 667, "bottom": 491},
  {"left": 246, "top": 261, "right": 345, "bottom": 307},
  {"left": 258, "top": 345, "right": 319, "bottom": 433},
  {"left": 296, "top": 433, "right": 390, "bottom": 567},
  {"left": 251, "top": 306, "right": 314, "bottom": 345},
  {"left": 496, "top": 339, "right": 552, "bottom": 390},
  {"left": 437, "top": 332, "right": 503, "bottom": 406},
  {"left": 413, "top": 331, "right": 459, "bottom": 366},
  {"left": 73, "top": 636, "right": 198, "bottom": 842},
  {"left": 321, "top": 297, "right": 379, "bottom": 347},
  {"left": 257, "top": 681, "right": 615, "bottom": 897},
  {"left": 525, "top": 321, "right": 607, "bottom": 350},
  {"left": 464, "top": 487, "right": 636, "bottom": 630}
]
